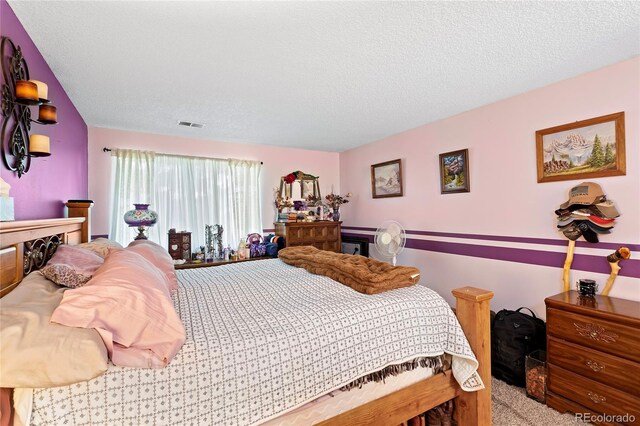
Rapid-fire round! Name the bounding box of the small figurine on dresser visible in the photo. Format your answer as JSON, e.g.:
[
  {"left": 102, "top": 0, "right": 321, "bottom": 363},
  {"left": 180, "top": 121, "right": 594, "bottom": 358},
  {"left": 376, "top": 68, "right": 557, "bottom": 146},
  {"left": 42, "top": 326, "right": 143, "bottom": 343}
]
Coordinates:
[{"left": 194, "top": 246, "right": 206, "bottom": 263}]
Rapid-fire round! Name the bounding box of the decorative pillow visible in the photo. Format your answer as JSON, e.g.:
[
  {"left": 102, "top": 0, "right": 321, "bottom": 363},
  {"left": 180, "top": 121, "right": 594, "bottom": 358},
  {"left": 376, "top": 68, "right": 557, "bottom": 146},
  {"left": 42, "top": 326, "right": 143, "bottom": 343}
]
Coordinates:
[
  {"left": 127, "top": 240, "right": 179, "bottom": 292},
  {"left": 51, "top": 249, "right": 185, "bottom": 368},
  {"left": 40, "top": 244, "right": 104, "bottom": 288},
  {"left": 78, "top": 238, "right": 123, "bottom": 258},
  {"left": 0, "top": 272, "right": 108, "bottom": 388}
]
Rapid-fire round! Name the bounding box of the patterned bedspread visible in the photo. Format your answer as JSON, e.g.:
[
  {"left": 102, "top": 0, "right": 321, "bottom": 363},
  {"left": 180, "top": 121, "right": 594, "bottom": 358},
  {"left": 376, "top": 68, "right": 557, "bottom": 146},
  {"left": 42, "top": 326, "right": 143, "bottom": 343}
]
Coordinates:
[{"left": 29, "top": 259, "right": 483, "bottom": 425}]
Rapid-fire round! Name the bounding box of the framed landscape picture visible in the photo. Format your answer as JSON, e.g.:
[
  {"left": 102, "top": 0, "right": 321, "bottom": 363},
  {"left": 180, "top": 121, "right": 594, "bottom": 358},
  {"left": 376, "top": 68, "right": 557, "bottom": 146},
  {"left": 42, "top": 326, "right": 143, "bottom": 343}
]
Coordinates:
[
  {"left": 371, "top": 159, "right": 403, "bottom": 198},
  {"left": 536, "top": 112, "right": 626, "bottom": 183},
  {"left": 439, "top": 149, "right": 469, "bottom": 194}
]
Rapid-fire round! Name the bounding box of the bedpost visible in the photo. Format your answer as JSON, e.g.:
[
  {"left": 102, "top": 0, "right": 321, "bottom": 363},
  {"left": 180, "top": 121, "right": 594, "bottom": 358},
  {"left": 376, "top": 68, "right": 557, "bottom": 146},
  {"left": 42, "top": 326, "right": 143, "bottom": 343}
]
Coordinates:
[
  {"left": 65, "top": 200, "right": 94, "bottom": 243},
  {"left": 452, "top": 286, "right": 494, "bottom": 426}
]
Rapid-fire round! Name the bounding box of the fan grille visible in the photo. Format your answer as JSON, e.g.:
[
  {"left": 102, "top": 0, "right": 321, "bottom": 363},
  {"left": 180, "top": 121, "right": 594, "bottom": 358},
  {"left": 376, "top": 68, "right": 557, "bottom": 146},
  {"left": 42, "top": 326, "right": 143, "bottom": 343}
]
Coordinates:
[{"left": 374, "top": 220, "right": 406, "bottom": 260}]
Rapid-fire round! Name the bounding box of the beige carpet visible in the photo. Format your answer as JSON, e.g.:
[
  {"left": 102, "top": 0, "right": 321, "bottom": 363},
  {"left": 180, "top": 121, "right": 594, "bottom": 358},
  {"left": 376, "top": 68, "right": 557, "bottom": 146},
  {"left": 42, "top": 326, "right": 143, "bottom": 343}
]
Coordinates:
[{"left": 492, "top": 378, "right": 580, "bottom": 425}]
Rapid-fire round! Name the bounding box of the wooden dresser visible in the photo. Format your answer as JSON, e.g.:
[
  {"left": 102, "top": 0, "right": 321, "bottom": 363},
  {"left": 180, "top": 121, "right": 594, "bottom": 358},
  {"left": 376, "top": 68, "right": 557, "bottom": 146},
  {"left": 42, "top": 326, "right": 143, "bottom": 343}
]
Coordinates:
[
  {"left": 274, "top": 221, "right": 341, "bottom": 252},
  {"left": 545, "top": 291, "right": 640, "bottom": 425}
]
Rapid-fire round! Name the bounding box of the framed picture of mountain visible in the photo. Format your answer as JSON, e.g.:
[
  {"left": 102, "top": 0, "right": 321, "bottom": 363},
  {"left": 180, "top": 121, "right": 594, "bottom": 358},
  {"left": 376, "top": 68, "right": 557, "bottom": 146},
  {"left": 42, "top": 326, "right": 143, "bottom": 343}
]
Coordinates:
[
  {"left": 536, "top": 112, "right": 626, "bottom": 183},
  {"left": 371, "top": 159, "right": 403, "bottom": 198},
  {"left": 439, "top": 149, "right": 470, "bottom": 194}
]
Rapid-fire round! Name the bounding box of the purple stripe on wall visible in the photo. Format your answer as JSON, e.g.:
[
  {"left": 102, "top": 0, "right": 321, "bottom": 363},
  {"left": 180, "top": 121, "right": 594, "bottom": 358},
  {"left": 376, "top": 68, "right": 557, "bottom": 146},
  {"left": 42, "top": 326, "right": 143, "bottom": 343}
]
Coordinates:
[
  {"left": 341, "top": 226, "right": 640, "bottom": 252},
  {"left": 340, "top": 232, "right": 640, "bottom": 278},
  {"left": 263, "top": 228, "right": 275, "bottom": 233}
]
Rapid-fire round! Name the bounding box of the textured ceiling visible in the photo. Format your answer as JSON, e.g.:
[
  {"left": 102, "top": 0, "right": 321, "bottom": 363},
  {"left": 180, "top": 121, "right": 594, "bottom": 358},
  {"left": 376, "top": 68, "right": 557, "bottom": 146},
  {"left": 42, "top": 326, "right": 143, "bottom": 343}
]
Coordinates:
[{"left": 8, "top": 1, "right": 640, "bottom": 152}]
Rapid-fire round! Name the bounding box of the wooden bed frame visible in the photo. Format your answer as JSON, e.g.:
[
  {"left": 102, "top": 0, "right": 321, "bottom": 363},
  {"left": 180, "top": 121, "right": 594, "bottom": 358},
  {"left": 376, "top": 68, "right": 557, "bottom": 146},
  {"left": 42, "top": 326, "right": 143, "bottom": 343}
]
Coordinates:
[{"left": 0, "top": 210, "right": 493, "bottom": 426}]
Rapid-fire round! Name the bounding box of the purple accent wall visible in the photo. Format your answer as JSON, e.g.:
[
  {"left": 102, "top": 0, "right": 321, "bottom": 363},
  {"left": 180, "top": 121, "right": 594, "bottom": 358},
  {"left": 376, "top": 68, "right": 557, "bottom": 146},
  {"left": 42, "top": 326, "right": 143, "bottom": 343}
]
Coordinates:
[{"left": 0, "top": 0, "right": 88, "bottom": 219}]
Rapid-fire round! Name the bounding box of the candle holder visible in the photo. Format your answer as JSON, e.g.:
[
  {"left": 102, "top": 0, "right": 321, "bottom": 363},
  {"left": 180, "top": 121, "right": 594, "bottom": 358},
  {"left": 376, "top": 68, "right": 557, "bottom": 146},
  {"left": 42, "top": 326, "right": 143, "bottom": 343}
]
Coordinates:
[
  {"left": 576, "top": 279, "right": 598, "bottom": 297},
  {"left": 1, "top": 36, "right": 58, "bottom": 178}
]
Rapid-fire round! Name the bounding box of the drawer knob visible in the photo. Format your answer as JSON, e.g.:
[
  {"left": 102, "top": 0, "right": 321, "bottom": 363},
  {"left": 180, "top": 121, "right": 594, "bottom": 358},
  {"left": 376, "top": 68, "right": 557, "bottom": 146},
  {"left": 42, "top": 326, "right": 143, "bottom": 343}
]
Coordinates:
[
  {"left": 586, "top": 360, "right": 605, "bottom": 372},
  {"left": 573, "top": 322, "right": 618, "bottom": 343},
  {"left": 587, "top": 392, "right": 606, "bottom": 404}
]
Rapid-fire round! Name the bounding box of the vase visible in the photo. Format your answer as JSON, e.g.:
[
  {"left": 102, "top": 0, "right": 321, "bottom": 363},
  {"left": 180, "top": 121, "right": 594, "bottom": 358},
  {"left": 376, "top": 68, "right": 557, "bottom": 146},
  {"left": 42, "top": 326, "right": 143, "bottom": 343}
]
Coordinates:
[{"left": 332, "top": 208, "right": 340, "bottom": 222}]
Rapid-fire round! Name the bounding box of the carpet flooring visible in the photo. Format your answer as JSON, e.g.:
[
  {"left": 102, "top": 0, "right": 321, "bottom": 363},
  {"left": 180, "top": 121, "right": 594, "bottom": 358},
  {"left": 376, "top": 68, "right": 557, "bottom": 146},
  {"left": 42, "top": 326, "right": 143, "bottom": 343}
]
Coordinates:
[{"left": 492, "top": 378, "right": 580, "bottom": 425}]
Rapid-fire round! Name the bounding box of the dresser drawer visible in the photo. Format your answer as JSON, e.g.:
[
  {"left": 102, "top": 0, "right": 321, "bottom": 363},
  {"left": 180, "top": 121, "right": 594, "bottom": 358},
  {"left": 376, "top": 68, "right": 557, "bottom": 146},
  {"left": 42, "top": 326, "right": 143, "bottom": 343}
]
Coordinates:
[
  {"left": 548, "top": 337, "right": 639, "bottom": 396},
  {"left": 547, "top": 308, "right": 640, "bottom": 362},
  {"left": 277, "top": 222, "right": 341, "bottom": 253},
  {"left": 547, "top": 392, "right": 621, "bottom": 426},
  {"left": 548, "top": 364, "right": 640, "bottom": 422}
]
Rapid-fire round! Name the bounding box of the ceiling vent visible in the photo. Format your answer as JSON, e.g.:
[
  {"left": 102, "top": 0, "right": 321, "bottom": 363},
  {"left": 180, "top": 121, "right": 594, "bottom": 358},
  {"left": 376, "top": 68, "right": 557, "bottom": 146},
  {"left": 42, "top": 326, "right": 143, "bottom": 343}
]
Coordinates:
[{"left": 177, "top": 121, "right": 205, "bottom": 128}]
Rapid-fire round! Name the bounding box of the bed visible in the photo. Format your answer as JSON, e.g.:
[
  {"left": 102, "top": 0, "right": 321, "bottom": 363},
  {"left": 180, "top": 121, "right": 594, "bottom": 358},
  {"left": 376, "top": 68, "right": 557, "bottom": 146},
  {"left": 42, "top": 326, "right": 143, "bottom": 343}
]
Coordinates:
[{"left": 0, "top": 213, "right": 493, "bottom": 426}]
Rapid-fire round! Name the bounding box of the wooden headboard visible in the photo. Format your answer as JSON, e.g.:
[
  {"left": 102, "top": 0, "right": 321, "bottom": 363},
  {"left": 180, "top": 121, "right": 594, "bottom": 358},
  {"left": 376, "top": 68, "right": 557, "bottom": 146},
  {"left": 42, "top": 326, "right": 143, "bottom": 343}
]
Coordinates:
[{"left": 0, "top": 202, "right": 92, "bottom": 297}]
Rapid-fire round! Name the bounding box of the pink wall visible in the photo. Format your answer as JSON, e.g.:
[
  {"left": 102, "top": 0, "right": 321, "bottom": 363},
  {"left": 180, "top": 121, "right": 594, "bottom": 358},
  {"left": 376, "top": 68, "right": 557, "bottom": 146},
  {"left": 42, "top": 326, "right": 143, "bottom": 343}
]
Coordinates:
[
  {"left": 88, "top": 127, "right": 340, "bottom": 236},
  {"left": 339, "top": 57, "right": 640, "bottom": 315},
  {"left": 0, "top": 0, "right": 88, "bottom": 219}
]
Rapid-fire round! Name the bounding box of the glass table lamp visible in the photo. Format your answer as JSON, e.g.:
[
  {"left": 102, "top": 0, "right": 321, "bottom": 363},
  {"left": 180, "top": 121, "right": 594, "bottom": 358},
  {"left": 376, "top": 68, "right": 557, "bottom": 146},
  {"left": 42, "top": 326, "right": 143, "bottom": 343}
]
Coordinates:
[{"left": 124, "top": 203, "right": 158, "bottom": 240}]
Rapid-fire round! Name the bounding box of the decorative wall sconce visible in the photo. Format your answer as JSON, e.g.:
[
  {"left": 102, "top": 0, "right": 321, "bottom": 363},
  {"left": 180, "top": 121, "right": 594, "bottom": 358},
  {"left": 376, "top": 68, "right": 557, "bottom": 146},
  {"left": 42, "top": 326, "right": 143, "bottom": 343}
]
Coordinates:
[{"left": 1, "top": 36, "right": 58, "bottom": 178}]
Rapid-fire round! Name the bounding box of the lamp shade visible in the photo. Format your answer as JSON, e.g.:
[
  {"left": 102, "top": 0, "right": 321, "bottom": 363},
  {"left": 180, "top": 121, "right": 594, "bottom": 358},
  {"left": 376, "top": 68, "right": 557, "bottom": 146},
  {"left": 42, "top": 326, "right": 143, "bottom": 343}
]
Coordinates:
[
  {"left": 38, "top": 104, "right": 57, "bottom": 123},
  {"left": 29, "top": 80, "right": 48, "bottom": 101},
  {"left": 124, "top": 204, "right": 158, "bottom": 240},
  {"left": 29, "top": 134, "right": 50, "bottom": 157},
  {"left": 15, "top": 80, "right": 40, "bottom": 105},
  {"left": 124, "top": 204, "right": 158, "bottom": 227}
]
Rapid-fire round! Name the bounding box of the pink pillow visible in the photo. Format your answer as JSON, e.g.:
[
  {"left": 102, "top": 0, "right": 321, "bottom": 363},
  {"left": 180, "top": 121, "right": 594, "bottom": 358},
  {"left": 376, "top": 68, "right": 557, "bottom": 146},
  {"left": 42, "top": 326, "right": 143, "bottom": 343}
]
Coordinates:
[
  {"left": 41, "top": 245, "right": 104, "bottom": 288},
  {"left": 127, "top": 240, "right": 178, "bottom": 292},
  {"left": 51, "top": 249, "right": 185, "bottom": 368}
]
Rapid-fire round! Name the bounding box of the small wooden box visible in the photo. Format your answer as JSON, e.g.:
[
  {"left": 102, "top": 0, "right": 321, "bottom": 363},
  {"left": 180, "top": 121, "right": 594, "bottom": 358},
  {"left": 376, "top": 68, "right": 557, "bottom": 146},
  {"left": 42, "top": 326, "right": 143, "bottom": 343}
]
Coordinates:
[{"left": 168, "top": 231, "right": 191, "bottom": 260}]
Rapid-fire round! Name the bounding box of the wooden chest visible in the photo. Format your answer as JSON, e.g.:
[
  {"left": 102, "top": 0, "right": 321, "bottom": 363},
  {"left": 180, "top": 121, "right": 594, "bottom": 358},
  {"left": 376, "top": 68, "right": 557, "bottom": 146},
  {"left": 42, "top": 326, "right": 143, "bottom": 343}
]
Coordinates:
[
  {"left": 545, "top": 291, "right": 640, "bottom": 426},
  {"left": 274, "top": 221, "right": 341, "bottom": 252},
  {"left": 168, "top": 231, "right": 191, "bottom": 260}
]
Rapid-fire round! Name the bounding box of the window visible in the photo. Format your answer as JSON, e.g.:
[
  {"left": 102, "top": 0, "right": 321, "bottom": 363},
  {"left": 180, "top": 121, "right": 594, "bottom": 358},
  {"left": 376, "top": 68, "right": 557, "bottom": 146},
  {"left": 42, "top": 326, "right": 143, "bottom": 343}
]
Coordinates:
[{"left": 110, "top": 149, "right": 262, "bottom": 250}]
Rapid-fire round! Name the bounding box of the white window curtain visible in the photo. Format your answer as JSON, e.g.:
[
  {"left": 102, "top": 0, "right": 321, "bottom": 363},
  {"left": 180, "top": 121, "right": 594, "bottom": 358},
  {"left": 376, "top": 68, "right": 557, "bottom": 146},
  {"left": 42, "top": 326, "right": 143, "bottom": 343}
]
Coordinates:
[
  {"left": 110, "top": 149, "right": 262, "bottom": 249},
  {"left": 110, "top": 149, "right": 158, "bottom": 244},
  {"left": 228, "top": 159, "right": 263, "bottom": 244}
]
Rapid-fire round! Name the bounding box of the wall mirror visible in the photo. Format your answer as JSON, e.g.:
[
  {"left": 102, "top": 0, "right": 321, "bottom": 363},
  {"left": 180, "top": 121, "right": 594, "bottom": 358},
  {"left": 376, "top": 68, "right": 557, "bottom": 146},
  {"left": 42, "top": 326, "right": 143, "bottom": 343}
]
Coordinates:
[{"left": 279, "top": 171, "right": 321, "bottom": 201}]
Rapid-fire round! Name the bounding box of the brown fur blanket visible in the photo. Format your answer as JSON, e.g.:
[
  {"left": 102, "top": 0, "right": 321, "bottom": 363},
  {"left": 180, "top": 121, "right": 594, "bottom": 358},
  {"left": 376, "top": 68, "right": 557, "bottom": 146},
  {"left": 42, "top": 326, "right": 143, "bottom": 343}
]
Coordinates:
[{"left": 278, "top": 246, "right": 420, "bottom": 294}]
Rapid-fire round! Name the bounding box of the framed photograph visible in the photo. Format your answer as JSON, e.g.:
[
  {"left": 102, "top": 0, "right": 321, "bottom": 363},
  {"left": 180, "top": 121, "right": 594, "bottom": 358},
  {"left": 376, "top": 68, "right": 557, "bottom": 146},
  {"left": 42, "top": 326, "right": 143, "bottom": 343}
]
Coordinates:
[
  {"left": 536, "top": 112, "right": 626, "bottom": 183},
  {"left": 439, "top": 149, "right": 469, "bottom": 194},
  {"left": 371, "top": 159, "right": 403, "bottom": 198}
]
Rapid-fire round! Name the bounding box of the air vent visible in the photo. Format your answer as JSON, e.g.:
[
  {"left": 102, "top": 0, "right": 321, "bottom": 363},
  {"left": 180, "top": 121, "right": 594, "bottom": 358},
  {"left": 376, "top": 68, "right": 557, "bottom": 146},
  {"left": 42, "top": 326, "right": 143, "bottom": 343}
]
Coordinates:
[{"left": 177, "top": 121, "right": 205, "bottom": 128}]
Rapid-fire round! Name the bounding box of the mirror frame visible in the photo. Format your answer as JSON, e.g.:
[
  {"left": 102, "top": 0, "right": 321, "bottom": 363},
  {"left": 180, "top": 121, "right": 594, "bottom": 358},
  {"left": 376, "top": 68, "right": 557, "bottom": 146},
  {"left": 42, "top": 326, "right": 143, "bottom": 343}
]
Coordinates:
[{"left": 279, "top": 171, "right": 321, "bottom": 201}]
